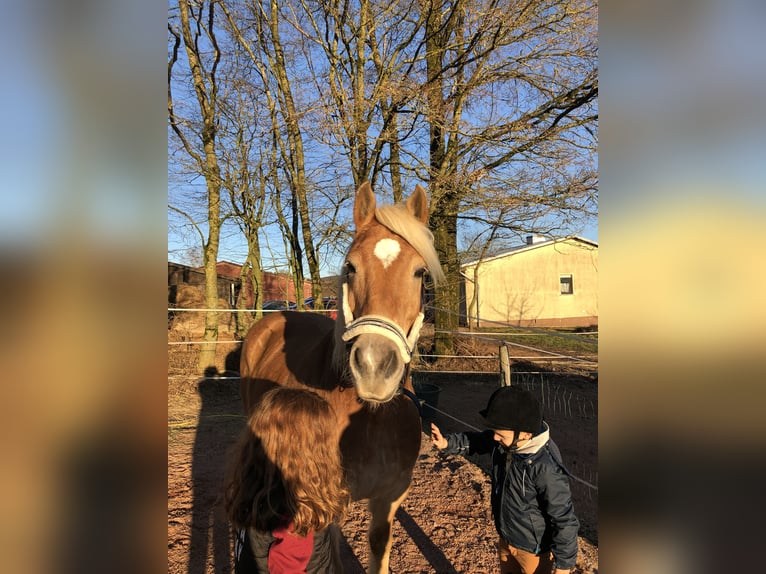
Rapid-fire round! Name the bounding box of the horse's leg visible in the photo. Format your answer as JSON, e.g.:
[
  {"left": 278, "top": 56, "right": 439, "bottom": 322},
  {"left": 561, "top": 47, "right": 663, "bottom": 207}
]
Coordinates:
[{"left": 366, "top": 488, "right": 409, "bottom": 574}]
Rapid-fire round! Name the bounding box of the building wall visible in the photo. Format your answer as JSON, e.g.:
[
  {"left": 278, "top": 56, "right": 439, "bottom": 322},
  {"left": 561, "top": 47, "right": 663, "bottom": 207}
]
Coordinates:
[
  {"left": 168, "top": 262, "right": 238, "bottom": 307},
  {"left": 463, "top": 239, "right": 598, "bottom": 328},
  {"left": 261, "top": 273, "right": 312, "bottom": 304},
  {"left": 168, "top": 262, "right": 313, "bottom": 310}
]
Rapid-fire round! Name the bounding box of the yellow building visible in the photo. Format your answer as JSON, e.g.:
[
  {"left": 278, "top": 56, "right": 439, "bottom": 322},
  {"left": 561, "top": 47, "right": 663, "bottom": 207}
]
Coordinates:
[{"left": 461, "top": 236, "right": 598, "bottom": 328}]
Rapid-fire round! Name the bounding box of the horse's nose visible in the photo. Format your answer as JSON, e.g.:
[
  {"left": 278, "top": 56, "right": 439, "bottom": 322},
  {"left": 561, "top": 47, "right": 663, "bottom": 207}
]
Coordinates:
[
  {"left": 352, "top": 339, "right": 399, "bottom": 379},
  {"left": 349, "top": 334, "right": 404, "bottom": 402}
]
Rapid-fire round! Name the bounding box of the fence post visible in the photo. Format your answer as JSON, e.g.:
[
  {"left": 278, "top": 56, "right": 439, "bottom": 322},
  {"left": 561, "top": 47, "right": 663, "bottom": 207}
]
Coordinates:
[{"left": 499, "top": 344, "right": 511, "bottom": 386}]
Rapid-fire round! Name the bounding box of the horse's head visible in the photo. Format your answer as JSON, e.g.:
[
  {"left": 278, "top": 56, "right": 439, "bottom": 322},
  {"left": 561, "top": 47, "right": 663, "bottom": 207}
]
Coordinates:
[{"left": 334, "top": 182, "right": 444, "bottom": 404}]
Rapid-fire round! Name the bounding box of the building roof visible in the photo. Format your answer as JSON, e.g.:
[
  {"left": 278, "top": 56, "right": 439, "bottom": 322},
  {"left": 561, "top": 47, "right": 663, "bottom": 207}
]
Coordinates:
[
  {"left": 215, "top": 260, "right": 244, "bottom": 279},
  {"left": 460, "top": 235, "right": 598, "bottom": 269}
]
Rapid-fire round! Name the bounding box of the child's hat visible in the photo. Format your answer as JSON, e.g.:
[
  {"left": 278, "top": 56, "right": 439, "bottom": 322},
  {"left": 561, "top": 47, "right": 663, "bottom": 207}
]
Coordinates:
[{"left": 479, "top": 386, "right": 542, "bottom": 432}]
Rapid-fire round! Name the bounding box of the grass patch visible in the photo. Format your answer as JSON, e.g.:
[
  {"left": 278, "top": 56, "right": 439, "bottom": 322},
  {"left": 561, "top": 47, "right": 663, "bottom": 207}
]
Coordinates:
[{"left": 459, "top": 326, "right": 597, "bottom": 355}]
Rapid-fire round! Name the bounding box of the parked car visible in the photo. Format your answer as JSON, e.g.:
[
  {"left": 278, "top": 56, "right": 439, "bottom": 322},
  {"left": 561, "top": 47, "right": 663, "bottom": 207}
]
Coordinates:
[
  {"left": 304, "top": 297, "right": 338, "bottom": 320},
  {"left": 261, "top": 299, "right": 296, "bottom": 311}
]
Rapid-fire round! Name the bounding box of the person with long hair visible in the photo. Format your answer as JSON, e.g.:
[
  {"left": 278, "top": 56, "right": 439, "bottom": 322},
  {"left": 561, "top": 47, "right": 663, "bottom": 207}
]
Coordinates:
[{"left": 224, "top": 387, "right": 349, "bottom": 573}]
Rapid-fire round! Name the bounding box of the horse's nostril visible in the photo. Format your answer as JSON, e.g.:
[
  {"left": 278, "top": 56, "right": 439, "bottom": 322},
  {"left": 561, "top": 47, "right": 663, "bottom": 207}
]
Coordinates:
[
  {"left": 382, "top": 349, "right": 399, "bottom": 378},
  {"left": 352, "top": 346, "right": 369, "bottom": 376}
]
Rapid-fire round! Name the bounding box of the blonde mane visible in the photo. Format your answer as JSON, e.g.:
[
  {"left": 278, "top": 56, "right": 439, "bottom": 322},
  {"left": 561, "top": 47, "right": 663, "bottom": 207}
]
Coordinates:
[{"left": 374, "top": 204, "right": 445, "bottom": 284}]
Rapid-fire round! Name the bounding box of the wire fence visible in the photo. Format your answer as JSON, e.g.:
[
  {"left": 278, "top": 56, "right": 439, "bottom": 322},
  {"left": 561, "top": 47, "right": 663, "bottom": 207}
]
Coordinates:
[
  {"left": 168, "top": 306, "right": 598, "bottom": 491},
  {"left": 168, "top": 305, "right": 598, "bottom": 365}
]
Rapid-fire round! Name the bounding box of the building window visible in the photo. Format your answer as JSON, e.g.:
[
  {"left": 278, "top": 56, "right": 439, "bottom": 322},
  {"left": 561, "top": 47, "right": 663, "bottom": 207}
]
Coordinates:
[{"left": 560, "top": 274, "right": 573, "bottom": 295}]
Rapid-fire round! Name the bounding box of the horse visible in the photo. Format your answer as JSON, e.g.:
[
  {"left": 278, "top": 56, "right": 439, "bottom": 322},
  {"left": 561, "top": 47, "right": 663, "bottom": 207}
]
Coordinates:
[{"left": 239, "top": 181, "right": 444, "bottom": 573}]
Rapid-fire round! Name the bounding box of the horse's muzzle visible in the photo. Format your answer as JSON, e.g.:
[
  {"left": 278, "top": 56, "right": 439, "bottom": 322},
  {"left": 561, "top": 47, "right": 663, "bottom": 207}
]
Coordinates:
[{"left": 348, "top": 333, "right": 404, "bottom": 403}]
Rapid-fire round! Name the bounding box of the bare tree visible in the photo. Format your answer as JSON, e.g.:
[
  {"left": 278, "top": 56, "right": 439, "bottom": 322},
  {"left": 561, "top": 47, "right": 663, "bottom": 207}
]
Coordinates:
[
  {"left": 221, "top": 0, "right": 325, "bottom": 308},
  {"left": 168, "top": 0, "right": 225, "bottom": 372},
  {"left": 219, "top": 88, "right": 271, "bottom": 337},
  {"left": 419, "top": 0, "right": 597, "bottom": 353},
  {"left": 285, "top": 0, "right": 427, "bottom": 196}
]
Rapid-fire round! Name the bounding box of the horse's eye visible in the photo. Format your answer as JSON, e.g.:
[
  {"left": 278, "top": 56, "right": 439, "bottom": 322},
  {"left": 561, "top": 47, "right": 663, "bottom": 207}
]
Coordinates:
[
  {"left": 345, "top": 261, "right": 356, "bottom": 276},
  {"left": 414, "top": 267, "right": 428, "bottom": 279}
]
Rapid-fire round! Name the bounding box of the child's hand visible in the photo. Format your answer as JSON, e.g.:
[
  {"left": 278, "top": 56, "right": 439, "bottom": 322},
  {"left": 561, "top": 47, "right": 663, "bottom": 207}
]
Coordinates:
[{"left": 430, "top": 423, "right": 448, "bottom": 450}]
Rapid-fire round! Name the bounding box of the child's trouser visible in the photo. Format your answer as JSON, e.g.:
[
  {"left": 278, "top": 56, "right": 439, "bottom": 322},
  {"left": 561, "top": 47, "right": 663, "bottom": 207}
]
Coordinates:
[{"left": 497, "top": 538, "right": 554, "bottom": 574}]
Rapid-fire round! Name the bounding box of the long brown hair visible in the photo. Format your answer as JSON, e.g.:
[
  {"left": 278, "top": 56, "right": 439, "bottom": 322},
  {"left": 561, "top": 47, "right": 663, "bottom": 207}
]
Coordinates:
[{"left": 224, "top": 387, "right": 349, "bottom": 537}]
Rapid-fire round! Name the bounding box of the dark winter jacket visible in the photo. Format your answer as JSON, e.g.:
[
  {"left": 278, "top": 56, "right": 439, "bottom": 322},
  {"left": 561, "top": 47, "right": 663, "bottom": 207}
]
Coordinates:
[{"left": 443, "top": 422, "right": 579, "bottom": 570}]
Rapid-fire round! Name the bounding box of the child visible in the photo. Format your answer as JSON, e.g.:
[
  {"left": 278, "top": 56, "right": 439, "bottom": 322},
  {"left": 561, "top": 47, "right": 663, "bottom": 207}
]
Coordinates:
[
  {"left": 224, "top": 387, "right": 350, "bottom": 573},
  {"left": 430, "top": 385, "right": 579, "bottom": 574}
]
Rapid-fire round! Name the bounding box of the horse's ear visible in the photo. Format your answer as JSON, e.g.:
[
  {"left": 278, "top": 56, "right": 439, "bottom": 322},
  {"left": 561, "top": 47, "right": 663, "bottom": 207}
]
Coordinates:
[
  {"left": 354, "top": 181, "right": 376, "bottom": 228},
  {"left": 406, "top": 184, "right": 429, "bottom": 224}
]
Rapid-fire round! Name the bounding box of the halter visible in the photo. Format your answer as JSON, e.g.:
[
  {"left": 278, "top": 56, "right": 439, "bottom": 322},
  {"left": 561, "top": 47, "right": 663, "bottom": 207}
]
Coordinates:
[{"left": 340, "top": 280, "right": 424, "bottom": 364}]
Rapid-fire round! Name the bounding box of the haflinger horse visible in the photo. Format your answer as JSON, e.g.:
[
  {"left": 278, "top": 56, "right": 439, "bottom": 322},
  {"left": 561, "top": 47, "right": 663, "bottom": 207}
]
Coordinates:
[{"left": 239, "top": 181, "right": 444, "bottom": 573}]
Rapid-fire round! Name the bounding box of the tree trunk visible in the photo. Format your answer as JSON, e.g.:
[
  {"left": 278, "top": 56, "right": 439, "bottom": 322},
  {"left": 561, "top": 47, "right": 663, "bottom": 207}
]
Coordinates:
[
  {"left": 200, "top": 241, "right": 220, "bottom": 372},
  {"left": 266, "top": 0, "right": 321, "bottom": 305},
  {"left": 430, "top": 191, "right": 460, "bottom": 355},
  {"left": 235, "top": 245, "right": 262, "bottom": 340},
  {"left": 176, "top": 0, "right": 221, "bottom": 373},
  {"left": 425, "top": 1, "right": 459, "bottom": 356}
]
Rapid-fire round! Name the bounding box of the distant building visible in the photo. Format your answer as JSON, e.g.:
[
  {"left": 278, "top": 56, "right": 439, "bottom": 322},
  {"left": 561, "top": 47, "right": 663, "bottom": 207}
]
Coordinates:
[
  {"left": 168, "top": 261, "right": 312, "bottom": 309},
  {"left": 460, "top": 235, "right": 598, "bottom": 328},
  {"left": 168, "top": 261, "right": 239, "bottom": 307}
]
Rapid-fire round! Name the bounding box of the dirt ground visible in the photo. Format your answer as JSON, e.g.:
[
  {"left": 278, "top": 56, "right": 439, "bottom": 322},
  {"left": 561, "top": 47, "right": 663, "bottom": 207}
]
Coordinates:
[{"left": 168, "top": 345, "right": 598, "bottom": 573}]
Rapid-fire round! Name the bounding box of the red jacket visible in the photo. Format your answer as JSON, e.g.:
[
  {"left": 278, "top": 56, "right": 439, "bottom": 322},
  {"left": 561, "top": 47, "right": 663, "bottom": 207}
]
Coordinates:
[
  {"left": 268, "top": 524, "right": 314, "bottom": 573},
  {"left": 235, "top": 521, "right": 340, "bottom": 573}
]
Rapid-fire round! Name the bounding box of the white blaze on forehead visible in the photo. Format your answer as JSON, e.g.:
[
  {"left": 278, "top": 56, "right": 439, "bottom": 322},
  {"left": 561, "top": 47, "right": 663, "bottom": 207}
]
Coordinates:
[{"left": 373, "top": 238, "right": 401, "bottom": 269}]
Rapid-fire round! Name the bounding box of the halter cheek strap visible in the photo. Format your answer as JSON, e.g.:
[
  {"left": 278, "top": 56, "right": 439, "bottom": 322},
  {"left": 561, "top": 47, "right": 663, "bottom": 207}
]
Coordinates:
[{"left": 340, "top": 281, "right": 424, "bottom": 363}]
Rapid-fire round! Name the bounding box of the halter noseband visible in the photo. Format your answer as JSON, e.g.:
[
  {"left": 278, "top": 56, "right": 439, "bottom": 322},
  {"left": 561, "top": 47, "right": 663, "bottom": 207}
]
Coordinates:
[{"left": 340, "top": 280, "right": 424, "bottom": 364}]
